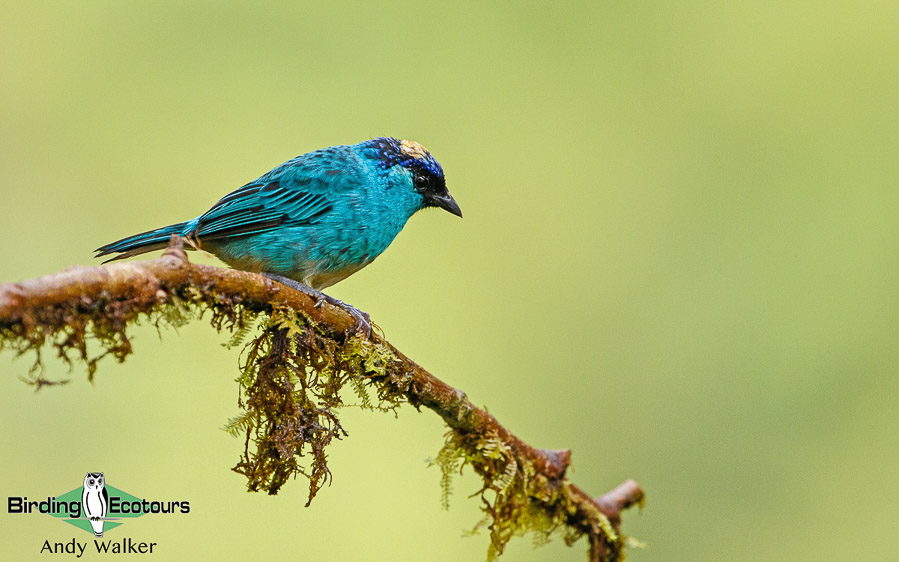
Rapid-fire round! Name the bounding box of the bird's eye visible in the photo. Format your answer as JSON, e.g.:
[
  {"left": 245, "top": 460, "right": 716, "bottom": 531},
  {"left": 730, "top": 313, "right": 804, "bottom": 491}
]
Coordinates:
[{"left": 414, "top": 173, "right": 429, "bottom": 190}]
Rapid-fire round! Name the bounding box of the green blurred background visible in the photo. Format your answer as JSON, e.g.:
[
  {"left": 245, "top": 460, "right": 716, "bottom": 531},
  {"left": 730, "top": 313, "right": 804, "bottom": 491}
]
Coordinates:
[{"left": 2, "top": 1, "right": 898, "bottom": 560}]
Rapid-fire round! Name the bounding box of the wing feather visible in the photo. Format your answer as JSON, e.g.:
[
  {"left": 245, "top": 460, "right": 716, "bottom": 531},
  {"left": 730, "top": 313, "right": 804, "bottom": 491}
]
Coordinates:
[{"left": 191, "top": 147, "right": 363, "bottom": 241}]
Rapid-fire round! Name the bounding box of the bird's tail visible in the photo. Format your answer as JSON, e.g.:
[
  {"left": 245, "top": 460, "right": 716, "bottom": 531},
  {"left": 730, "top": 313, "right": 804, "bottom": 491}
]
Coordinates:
[{"left": 95, "top": 221, "right": 193, "bottom": 263}]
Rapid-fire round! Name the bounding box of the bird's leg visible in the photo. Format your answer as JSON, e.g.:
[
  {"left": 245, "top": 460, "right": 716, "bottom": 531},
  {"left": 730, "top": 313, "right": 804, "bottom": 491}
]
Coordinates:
[
  {"left": 262, "top": 273, "right": 372, "bottom": 338},
  {"left": 262, "top": 273, "right": 321, "bottom": 300}
]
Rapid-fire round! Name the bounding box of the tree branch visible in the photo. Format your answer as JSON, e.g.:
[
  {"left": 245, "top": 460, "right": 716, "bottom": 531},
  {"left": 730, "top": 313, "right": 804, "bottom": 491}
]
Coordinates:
[{"left": 0, "top": 243, "right": 643, "bottom": 561}]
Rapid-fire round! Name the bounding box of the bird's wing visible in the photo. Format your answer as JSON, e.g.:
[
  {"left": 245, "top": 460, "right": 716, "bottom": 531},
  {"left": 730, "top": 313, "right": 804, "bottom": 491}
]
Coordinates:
[{"left": 192, "top": 148, "right": 364, "bottom": 240}]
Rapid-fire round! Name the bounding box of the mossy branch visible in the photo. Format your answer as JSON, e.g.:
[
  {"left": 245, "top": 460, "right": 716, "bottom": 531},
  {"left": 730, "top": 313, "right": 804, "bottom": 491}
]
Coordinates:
[{"left": 0, "top": 241, "right": 644, "bottom": 562}]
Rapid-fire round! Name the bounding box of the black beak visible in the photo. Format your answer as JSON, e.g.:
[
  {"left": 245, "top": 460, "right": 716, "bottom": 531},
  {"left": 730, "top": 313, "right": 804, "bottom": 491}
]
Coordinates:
[{"left": 432, "top": 193, "right": 463, "bottom": 218}]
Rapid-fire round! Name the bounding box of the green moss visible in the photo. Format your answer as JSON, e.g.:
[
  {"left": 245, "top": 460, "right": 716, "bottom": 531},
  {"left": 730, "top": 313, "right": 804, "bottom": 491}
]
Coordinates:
[
  {"left": 431, "top": 429, "right": 624, "bottom": 561},
  {"left": 226, "top": 307, "right": 405, "bottom": 503},
  {"left": 432, "top": 430, "right": 548, "bottom": 559}
]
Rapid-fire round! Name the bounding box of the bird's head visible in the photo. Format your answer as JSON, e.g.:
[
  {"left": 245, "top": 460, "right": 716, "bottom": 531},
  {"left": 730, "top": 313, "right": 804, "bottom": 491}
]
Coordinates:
[{"left": 371, "top": 137, "right": 462, "bottom": 218}]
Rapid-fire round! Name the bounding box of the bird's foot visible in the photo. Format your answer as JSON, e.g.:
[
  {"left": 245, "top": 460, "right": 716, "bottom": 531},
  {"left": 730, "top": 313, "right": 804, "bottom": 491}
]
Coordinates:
[
  {"left": 263, "top": 273, "right": 372, "bottom": 338},
  {"left": 318, "top": 293, "right": 372, "bottom": 339}
]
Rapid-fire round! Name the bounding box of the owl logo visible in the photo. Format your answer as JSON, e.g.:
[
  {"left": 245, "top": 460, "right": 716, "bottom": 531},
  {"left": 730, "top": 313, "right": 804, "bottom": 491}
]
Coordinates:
[{"left": 82, "top": 472, "right": 109, "bottom": 537}]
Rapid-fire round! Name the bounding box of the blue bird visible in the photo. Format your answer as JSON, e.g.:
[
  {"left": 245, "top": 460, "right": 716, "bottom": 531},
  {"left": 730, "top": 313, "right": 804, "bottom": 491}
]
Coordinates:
[{"left": 95, "top": 137, "right": 462, "bottom": 336}]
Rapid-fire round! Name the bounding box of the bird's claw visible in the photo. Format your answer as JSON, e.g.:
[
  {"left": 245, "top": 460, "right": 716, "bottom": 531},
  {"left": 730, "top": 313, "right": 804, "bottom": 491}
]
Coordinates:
[
  {"left": 348, "top": 307, "right": 372, "bottom": 339},
  {"left": 322, "top": 294, "right": 372, "bottom": 338}
]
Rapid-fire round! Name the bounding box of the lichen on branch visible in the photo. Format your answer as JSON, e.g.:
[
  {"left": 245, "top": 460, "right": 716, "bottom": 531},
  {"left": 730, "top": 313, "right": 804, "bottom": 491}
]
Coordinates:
[{"left": 0, "top": 243, "right": 643, "bottom": 562}]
